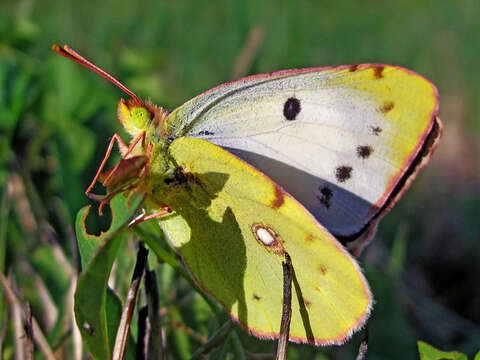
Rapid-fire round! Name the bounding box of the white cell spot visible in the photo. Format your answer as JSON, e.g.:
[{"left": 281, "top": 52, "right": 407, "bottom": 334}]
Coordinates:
[
  {"left": 251, "top": 223, "right": 285, "bottom": 255},
  {"left": 256, "top": 227, "right": 275, "bottom": 246}
]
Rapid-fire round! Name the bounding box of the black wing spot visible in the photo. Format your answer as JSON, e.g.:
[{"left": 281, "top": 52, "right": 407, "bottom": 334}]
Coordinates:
[
  {"left": 371, "top": 126, "right": 382, "bottom": 136},
  {"left": 357, "top": 145, "right": 373, "bottom": 159},
  {"left": 283, "top": 97, "right": 301, "bottom": 120},
  {"left": 317, "top": 186, "right": 333, "bottom": 209},
  {"left": 198, "top": 130, "right": 214, "bottom": 136},
  {"left": 335, "top": 166, "right": 353, "bottom": 183}
]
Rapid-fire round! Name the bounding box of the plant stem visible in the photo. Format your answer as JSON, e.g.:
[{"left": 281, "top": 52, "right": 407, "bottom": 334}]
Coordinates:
[
  {"left": 112, "top": 242, "right": 149, "bottom": 360},
  {"left": 276, "top": 252, "right": 293, "bottom": 360}
]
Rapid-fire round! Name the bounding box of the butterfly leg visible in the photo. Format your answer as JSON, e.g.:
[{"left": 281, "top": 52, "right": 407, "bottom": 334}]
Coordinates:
[
  {"left": 88, "top": 132, "right": 148, "bottom": 215},
  {"left": 139, "top": 142, "right": 153, "bottom": 180},
  {"left": 97, "top": 182, "right": 141, "bottom": 216},
  {"left": 128, "top": 206, "right": 171, "bottom": 227},
  {"left": 101, "top": 131, "right": 147, "bottom": 187},
  {"left": 85, "top": 133, "right": 129, "bottom": 195},
  {"left": 98, "top": 141, "right": 153, "bottom": 214}
]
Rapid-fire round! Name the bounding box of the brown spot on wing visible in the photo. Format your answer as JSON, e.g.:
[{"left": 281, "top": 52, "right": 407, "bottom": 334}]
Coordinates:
[
  {"left": 373, "top": 66, "right": 385, "bottom": 79},
  {"left": 380, "top": 101, "right": 395, "bottom": 113},
  {"left": 253, "top": 294, "right": 261, "bottom": 300},
  {"left": 317, "top": 264, "right": 327, "bottom": 275},
  {"left": 305, "top": 234, "right": 314, "bottom": 243},
  {"left": 270, "top": 185, "right": 285, "bottom": 209},
  {"left": 303, "top": 298, "right": 312, "bottom": 308},
  {"left": 349, "top": 64, "right": 360, "bottom": 72},
  {"left": 371, "top": 126, "right": 382, "bottom": 136}
]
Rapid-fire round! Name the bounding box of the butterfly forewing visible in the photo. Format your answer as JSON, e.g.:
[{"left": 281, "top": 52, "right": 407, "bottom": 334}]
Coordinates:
[{"left": 166, "top": 65, "right": 439, "bottom": 241}]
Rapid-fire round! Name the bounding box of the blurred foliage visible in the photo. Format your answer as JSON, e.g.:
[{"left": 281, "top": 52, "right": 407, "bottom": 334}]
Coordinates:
[
  {"left": 74, "top": 194, "right": 144, "bottom": 359},
  {"left": 417, "top": 341, "right": 480, "bottom": 360},
  {"left": 0, "top": 0, "right": 479, "bottom": 359}
]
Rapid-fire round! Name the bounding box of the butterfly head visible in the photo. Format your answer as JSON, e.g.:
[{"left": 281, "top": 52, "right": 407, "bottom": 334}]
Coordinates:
[{"left": 117, "top": 98, "right": 169, "bottom": 139}]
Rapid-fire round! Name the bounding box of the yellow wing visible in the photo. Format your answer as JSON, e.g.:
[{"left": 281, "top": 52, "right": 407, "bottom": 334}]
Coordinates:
[{"left": 150, "top": 137, "right": 371, "bottom": 345}]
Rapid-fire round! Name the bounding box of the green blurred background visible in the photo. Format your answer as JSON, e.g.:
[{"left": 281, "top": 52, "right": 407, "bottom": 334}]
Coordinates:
[{"left": 1, "top": 0, "right": 479, "bottom": 359}]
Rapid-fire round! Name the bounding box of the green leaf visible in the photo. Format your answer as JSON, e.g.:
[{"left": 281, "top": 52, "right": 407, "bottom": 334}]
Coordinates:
[
  {"left": 75, "top": 194, "right": 144, "bottom": 270},
  {"left": 417, "top": 341, "right": 468, "bottom": 360},
  {"left": 74, "top": 193, "right": 144, "bottom": 359},
  {"left": 133, "top": 221, "right": 220, "bottom": 315}
]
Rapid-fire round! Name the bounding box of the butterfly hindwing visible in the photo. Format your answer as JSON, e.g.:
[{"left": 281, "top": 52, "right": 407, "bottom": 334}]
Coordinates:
[{"left": 155, "top": 137, "right": 371, "bottom": 345}]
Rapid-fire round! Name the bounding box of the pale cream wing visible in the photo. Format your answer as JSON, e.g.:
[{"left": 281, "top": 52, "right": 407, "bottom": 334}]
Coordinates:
[{"left": 165, "top": 65, "right": 439, "bottom": 240}]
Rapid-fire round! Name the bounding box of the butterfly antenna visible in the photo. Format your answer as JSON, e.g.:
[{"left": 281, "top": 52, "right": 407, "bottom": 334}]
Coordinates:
[{"left": 52, "top": 44, "right": 140, "bottom": 102}]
